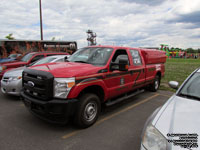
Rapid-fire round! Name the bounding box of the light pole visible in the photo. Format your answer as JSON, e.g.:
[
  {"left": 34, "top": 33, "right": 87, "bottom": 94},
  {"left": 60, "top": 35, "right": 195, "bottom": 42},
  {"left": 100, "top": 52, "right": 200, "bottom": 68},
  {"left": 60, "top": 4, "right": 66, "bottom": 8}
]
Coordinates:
[{"left": 39, "top": 0, "right": 43, "bottom": 40}]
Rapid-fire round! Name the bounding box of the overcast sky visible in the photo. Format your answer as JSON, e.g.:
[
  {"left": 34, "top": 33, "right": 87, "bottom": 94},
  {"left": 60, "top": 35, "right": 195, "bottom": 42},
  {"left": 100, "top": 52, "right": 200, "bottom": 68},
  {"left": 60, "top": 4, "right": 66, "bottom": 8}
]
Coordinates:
[{"left": 0, "top": 0, "right": 200, "bottom": 49}]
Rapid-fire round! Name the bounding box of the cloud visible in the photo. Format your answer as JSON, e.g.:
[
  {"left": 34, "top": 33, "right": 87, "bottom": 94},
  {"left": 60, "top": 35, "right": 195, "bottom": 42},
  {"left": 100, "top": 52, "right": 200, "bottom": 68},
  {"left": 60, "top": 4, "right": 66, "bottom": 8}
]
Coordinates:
[
  {"left": 170, "top": 11, "right": 200, "bottom": 25},
  {"left": 118, "top": 0, "right": 164, "bottom": 6},
  {"left": 0, "top": 0, "right": 200, "bottom": 49}
]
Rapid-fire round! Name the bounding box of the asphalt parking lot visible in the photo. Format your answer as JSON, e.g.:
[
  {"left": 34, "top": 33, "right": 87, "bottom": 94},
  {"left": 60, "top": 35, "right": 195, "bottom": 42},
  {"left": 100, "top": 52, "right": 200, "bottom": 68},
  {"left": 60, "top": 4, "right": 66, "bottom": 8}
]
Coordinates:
[{"left": 0, "top": 90, "right": 173, "bottom": 150}]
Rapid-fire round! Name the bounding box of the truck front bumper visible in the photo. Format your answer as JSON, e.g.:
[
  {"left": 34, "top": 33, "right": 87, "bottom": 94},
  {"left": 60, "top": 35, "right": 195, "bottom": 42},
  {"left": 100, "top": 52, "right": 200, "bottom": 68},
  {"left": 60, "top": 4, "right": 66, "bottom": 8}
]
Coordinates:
[{"left": 21, "top": 91, "right": 78, "bottom": 124}]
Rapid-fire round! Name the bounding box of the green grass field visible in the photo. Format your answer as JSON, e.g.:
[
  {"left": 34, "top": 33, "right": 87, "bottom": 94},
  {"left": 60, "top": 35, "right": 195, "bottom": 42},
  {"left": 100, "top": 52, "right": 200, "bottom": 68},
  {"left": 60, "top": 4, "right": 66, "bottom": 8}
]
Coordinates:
[{"left": 160, "top": 58, "right": 200, "bottom": 91}]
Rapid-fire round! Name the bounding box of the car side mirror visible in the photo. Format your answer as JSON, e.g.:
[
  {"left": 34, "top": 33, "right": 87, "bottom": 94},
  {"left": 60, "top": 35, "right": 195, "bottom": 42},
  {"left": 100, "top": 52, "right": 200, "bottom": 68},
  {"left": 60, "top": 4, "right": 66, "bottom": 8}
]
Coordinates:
[
  {"left": 64, "top": 56, "right": 69, "bottom": 62},
  {"left": 110, "top": 59, "right": 129, "bottom": 71},
  {"left": 169, "top": 81, "right": 179, "bottom": 89}
]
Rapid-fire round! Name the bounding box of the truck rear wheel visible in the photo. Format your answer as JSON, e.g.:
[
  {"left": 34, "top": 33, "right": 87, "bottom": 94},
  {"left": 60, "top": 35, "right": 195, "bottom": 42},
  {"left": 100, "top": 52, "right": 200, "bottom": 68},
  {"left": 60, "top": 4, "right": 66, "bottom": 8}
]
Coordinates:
[
  {"left": 149, "top": 75, "right": 160, "bottom": 92},
  {"left": 74, "top": 93, "right": 101, "bottom": 128}
]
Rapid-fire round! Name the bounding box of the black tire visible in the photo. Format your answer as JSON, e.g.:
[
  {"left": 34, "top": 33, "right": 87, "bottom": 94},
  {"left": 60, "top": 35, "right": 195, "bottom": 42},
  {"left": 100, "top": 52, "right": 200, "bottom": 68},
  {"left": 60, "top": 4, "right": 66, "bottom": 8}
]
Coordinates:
[
  {"left": 74, "top": 93, "right": 101, "bottom": 128},
  {"left": 149, "top": 75, "right": 160, "bottom": 92}
]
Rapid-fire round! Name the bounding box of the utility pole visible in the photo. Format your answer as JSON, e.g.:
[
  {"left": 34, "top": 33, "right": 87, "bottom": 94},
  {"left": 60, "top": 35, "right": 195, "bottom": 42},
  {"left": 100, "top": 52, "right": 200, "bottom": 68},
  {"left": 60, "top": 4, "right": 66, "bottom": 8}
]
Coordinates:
[{"left": 39, "top": 0, "right": 43, "bottom": 40}]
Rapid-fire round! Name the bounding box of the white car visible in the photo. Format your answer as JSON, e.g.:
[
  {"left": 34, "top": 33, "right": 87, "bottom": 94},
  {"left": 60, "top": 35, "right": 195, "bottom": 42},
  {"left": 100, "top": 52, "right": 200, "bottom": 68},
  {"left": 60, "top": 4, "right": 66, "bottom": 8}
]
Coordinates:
[
  {"left": 141, "top": 68, "right": 200, "bottom": 150},
  {"left": 1, "top": 55, "right": 69, "bottom": 96}
]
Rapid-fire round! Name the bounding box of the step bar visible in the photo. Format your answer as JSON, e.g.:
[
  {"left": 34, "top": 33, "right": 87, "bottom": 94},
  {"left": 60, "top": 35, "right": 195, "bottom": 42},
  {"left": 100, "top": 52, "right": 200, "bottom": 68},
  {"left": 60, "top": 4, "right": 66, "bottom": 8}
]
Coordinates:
[{"left": 105, "top": 89, "right": 145, "bottom": 107}]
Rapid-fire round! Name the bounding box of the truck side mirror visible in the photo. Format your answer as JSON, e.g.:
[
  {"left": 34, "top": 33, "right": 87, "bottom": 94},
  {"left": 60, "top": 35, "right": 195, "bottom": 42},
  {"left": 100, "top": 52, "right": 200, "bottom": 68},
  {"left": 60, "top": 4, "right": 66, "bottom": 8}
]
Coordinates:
[
  {"left": 110, "top": 59, "right": 129, "bottom": 71},
  {"left": 118, "top": 59, "right": 129, "bottom": 71}
]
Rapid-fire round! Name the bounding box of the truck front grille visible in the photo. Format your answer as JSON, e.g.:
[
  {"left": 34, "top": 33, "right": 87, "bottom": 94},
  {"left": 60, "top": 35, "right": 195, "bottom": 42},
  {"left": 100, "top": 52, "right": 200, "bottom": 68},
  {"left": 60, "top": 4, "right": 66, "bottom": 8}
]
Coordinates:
[{"left": 22, "top": 68, "right": 54, "bottom": 101}]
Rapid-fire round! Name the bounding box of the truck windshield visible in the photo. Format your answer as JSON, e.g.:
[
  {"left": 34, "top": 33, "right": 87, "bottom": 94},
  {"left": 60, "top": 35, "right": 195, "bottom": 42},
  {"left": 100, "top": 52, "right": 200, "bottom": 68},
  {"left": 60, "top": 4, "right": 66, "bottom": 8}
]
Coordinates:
[
  {"left": 21, "top": 53, "right": 34, "bottom": 62},
  {"left": 68, "top": 47, "right": 113, "bottom": 66},
  {"left": 178, "top": 72, "right": 200, "bottom": 100}
]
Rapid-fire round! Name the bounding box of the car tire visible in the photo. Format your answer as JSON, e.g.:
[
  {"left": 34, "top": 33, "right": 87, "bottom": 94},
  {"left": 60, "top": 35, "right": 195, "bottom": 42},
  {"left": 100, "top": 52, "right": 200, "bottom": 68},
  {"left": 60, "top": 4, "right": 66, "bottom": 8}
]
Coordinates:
[
  {"left": 149, "top": 75, "right": 160, "bottom": 92},
  {"left": 74, "top": 93, "right": 101, "bottom": 128}
]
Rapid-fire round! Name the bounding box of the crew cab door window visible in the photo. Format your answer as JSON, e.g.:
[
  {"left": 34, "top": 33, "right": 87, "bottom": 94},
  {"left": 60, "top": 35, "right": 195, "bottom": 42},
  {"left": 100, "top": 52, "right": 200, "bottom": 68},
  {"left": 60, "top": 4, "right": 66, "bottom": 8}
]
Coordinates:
[
  {"left": 30, "top": 55, "right": 45, "bottom": 63},
  {"left": 129, "top": 49, "right": 145, "bottom": 89},
  {"left": 130, "top": 50, "right": 142, "bottom": 66},
  {"left": 111, "top": 49, "right": 130, "bottom": 67}
]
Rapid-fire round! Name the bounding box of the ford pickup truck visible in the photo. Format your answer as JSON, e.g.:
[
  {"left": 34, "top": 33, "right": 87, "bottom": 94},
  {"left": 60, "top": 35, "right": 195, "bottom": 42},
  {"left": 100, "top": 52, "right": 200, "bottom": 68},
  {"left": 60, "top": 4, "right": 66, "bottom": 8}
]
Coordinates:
[
  {"left": 21, "top": 46, "right": 166, "bottom": 128},
  {"left": 0, "top": 52, "right": 69, "bottom": 79}
]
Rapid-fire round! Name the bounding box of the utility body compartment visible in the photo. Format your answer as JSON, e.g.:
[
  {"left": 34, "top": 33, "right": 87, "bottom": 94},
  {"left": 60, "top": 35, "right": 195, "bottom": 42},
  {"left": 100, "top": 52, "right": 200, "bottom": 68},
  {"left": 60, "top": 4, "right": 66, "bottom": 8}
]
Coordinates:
[{"left": 141, "top": 49, "right": 166, "bottom": 64}]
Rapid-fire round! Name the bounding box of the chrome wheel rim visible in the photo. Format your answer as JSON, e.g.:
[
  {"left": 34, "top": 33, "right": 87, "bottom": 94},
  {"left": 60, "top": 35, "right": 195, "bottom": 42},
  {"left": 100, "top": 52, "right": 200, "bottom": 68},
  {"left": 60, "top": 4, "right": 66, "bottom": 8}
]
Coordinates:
[
  {"left": 84, "top": 102, "right": 97, "bottom": 122},
  {"left": 155, "top": 80, "right": 159, "bottom": 90}
]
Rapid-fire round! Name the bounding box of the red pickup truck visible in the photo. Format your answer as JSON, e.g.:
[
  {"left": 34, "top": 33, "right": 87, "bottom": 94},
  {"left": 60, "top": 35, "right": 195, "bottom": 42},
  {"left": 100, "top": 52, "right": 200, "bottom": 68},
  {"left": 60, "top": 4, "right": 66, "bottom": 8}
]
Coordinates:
[
  {"left": 0, "top": 52, "right": 69, "bottom": 79},
  {"left": 21, "top": 46, "right": 166, "bottom": 128}
]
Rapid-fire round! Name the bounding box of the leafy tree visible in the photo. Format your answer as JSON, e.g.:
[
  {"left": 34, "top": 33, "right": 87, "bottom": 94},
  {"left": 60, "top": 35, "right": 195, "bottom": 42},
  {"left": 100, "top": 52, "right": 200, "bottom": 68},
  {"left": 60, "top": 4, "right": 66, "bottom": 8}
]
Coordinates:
[
  {"left": 5, "top": 33, "right": 15, "bottom": 40},
  {"left": 186, "top": 48, "right": 195, "bottom": 53},
  {"left": 51, "top": 37, "right": 56, "bottom": 41},
  {"left": 170, "top": 47, "right": 174, "bottom": 51}
]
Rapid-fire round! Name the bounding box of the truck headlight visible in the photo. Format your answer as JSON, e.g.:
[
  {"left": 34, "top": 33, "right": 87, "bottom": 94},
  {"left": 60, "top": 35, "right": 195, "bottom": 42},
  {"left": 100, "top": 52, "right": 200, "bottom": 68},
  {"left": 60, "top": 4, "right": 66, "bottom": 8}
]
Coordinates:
[
  {"left": 54, "top": 78, "right": 75, "bottom": 99},
  {"left": 142, "top": 124, "right": 167, "bottom": 150},
  {"left": 0, "top": 66, "right": 7, "bottom": 73}
]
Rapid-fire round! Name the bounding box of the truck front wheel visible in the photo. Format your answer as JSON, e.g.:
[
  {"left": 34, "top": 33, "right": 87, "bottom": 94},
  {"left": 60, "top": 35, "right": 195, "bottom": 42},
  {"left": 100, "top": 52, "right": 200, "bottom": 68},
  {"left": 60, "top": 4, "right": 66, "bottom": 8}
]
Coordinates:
[
  {"left": 149, "top": 75, "right": 160, "bottom": 92},
  {"left": 74, "top": 93, "right": 101, "bottom": 128}
]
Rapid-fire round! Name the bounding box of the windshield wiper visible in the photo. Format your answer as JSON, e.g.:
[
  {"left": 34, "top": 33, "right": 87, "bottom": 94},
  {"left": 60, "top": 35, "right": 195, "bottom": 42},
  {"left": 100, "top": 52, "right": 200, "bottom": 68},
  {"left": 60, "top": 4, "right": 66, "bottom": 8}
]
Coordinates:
[
  {"left": 74, "top": 61, "right": 89, "bottom": 64},
  {"left": 179, "top": 93, "right": 200, "bottom": 100}
]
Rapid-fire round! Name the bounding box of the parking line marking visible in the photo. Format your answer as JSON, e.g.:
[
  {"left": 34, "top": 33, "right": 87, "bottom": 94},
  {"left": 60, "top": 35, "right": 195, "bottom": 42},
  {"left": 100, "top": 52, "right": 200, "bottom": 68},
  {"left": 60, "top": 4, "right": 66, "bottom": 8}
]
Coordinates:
[
  {"left": 95, "top": 93, "right": 159, "bottom": 125},
  {"left": 159, "top": 93, "right": 172, "bottom": 98},
  {"left": 62, "top": 130, "right": 80, "bottom": 139},
  {"left": 62, "top": 93, "right": 160, "bottom": 139}
]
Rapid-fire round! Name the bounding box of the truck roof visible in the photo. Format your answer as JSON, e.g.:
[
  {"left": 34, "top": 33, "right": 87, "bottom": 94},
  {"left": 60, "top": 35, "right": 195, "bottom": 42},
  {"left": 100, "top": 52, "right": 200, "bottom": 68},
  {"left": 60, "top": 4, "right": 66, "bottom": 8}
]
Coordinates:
[
  {"left": 86, "top": 45, "right": 158, "bottom": 51},
  {"left": 27, "top": 51, "right": 69, "bottom": 55},
  {"left": 87, "top": 45, "right": 138, "bottom": 49}
]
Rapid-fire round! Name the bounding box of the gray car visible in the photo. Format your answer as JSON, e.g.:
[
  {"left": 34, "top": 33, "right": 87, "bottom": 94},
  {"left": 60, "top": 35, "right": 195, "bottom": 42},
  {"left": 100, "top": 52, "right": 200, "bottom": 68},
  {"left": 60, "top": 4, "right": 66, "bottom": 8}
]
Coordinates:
[
  {"left": 1, "top": 55, "right": 69, "bottom": 96},
  {"left": 140, "top": 68, "right": 200, "bottom": 150}
]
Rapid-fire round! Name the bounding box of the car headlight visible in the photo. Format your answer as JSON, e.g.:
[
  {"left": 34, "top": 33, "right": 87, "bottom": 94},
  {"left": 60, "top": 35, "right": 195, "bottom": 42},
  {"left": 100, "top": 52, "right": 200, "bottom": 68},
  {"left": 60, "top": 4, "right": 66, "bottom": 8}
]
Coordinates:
[
  {"left": 54, "top": 78, "right": 75, "bottom": 99},
  {"left": 0, "top": 66, "right": 7, "bottom": 73},
  {"left": 8, "top": 76, "right": 22, "bottom": 82},
  {"left": 142, "top": 124, "right": 167, "bottom": 150}
]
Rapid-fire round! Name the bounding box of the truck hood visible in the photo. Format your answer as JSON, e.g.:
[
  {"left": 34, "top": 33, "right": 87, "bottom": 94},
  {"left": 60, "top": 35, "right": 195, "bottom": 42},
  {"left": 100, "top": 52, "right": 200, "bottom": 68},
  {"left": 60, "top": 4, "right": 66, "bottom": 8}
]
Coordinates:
[
  {"left": 0, "top": 58, "right": 14, "bottom": 62},
  {"left": 0, "top": 60, "right": 19, "bottom": 65},
  {"left": 2, "top": 61, "right": 27, "bottom": 68},
  {"left": 154, "top": 95, "right": 200, "bottom": 149},
  {"left": 29, "top": 62, "right": 104, "bottom": 78}
]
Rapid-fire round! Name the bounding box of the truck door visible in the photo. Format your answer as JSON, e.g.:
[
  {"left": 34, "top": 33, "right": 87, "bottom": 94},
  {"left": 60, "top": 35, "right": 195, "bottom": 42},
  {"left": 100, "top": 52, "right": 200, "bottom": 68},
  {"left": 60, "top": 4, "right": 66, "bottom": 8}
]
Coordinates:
[
  {"left": 105, "top": 49, "right": 132, "bottom": 99},
  {"left": 129, "top": 49, "right": 145, "bottom": 89}
]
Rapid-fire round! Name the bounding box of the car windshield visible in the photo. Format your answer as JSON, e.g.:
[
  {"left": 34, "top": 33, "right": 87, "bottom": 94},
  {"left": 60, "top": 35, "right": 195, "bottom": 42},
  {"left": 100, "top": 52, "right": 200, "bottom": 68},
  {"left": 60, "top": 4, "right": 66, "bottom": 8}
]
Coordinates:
[
  {"left": 178, "top": 72, "right": 200, "bottom": 100},
  {"left": 68, "top": 47, "right": 113, "bottom": 66},
  {"left": 21, "top": 53, "right": 34, "bottom": 62},
  {"left": 32, "top": 57, "right": 57, "bottom": 66},
  {"left": 8, "top": 54, "right": 17, "bottom": 58}
]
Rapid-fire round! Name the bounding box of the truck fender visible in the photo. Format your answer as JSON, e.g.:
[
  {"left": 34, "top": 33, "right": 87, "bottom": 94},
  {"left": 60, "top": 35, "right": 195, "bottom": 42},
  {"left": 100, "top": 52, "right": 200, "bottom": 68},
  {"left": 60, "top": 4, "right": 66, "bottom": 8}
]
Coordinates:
[{"left": 67, "top": 79, "right": 108, "bottom": 101}]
